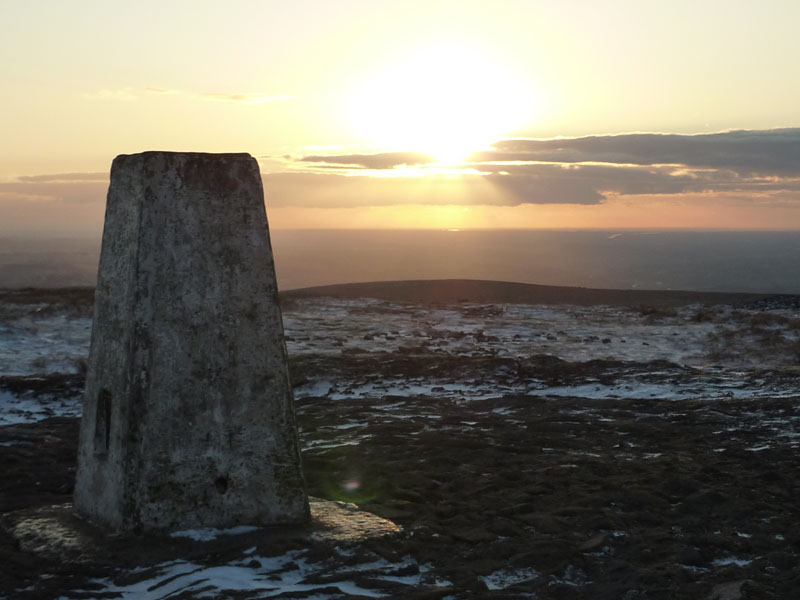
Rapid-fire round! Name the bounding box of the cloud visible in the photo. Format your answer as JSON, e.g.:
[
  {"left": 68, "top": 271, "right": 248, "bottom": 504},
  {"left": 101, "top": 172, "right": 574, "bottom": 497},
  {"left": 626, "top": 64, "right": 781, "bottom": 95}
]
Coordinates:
[
  {"left": 144, "top": 87, "right": 179, "bottom": 95},
  {"left": 9, "top": 128, "right": 800, "bottom": 215},
  {"left": 144, "top": 88, "right": 293, "bottom": 105},
  {"left": 17, "top": 172, "right": 108, "bottom": 183},
  {"left": 0, "top": 176, "right": 108, "bottom": 205},
  {"left": 287, "top": 129, "right": 800, "bottom": 207},
  {"left": 262, "top": 171, "right": 603, "bottom": 207},
  {"left": 480, "top": 163, "right": 719, "bottom": 196},
  {"left": 82, "top": 88, "right": 138, "bottom": 101},
  {"left": 196, "top": 92, "right": 293, "bottom": 105},
  {"left": 85, "top": 87, "right": 293, "bottom": 105},
  {"left": 299, "top": 152, "right": 435, "bottom": 169},
  {"left": 483, "top": 171, "right": 604, "bottom": 205},
  {"left": 479, "top": 128, "right": 800, "bottom": 176},
  {"left": 0, "top": 191, "right": 57, "bottom": 204}
]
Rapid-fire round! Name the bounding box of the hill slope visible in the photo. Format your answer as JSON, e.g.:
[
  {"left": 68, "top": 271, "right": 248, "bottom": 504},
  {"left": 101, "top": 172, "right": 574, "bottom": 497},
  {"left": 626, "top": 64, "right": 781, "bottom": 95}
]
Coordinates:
[{"left": 281, "top": 278, "right": 783, "bottom": 307}]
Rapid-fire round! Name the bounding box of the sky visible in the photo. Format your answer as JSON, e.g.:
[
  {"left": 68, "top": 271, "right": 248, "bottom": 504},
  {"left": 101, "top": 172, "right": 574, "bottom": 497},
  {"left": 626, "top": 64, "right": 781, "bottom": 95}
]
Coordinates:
[{"left": 2, "top": 0, "right": 800, "bottom": 234}]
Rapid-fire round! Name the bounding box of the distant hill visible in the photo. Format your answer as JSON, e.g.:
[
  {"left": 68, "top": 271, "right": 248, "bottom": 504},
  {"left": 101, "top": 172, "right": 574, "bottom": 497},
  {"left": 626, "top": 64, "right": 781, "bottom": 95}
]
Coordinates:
[
  {"left": 2, "top": 279, "right": 796, "bottom": 308},
  {"left": 281, "top": 279, "right": 787, "bottom": 307}
]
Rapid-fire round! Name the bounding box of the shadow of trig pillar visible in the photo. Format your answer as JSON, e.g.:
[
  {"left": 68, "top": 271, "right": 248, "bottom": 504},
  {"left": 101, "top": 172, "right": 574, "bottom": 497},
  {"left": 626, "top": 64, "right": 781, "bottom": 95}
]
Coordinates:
[{"left": 74, "top": 152, "right": 309, "bottom": 532}]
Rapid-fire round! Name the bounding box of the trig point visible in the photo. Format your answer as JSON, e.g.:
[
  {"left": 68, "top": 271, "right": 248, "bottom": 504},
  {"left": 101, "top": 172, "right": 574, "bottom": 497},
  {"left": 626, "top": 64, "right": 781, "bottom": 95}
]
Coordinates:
[{"left": 74, "top": 151, "right": 309, "bottom": 532}]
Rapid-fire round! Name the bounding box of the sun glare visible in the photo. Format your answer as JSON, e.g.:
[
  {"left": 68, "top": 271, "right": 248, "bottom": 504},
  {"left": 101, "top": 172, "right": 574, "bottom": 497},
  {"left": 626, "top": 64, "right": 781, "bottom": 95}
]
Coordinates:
[{"left": 346, "top": 42, "right": 537, "bottom": 163}]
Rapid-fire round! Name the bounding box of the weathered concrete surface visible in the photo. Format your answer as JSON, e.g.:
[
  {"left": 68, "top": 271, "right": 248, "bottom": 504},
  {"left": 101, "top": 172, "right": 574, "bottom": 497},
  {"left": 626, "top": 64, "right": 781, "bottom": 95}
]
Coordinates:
[
  {"left": 73, "top": 152, "right": 308, "bottom": 532},
  {"left": 3, "top": 500, "right": 400, "bottom": 564}
]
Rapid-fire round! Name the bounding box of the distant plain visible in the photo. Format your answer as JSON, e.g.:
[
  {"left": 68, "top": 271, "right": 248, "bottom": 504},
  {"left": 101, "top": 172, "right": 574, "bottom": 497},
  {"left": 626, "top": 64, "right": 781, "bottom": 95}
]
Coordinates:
[{"left": 3, "top": 229, "right": 800, "bottom": 293}]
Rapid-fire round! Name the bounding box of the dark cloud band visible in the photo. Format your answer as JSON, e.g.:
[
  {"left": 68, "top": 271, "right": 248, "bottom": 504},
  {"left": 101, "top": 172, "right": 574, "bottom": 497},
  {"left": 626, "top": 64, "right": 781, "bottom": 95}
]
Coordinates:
[
  {"left": 292, "top": 129, "right": 800, "bottom": 206},
  {"left": 5, "top": 129, "right": 799, "bottom": 209},
  {"left": 483, "top": 128, "right": 800, "bottom": 175}
]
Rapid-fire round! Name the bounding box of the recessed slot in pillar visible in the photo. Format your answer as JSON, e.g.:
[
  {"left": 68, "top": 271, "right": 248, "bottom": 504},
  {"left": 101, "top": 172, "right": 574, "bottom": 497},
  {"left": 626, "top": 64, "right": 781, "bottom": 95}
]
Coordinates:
[{"left": 93, "top": 389, "right": 112, "bottom": 455}]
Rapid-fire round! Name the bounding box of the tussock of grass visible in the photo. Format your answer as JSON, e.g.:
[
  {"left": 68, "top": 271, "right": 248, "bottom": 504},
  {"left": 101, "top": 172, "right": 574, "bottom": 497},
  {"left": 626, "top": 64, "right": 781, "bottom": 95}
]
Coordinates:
[{"left": 0, "top": 288, "right": 94, "bottom": 323}]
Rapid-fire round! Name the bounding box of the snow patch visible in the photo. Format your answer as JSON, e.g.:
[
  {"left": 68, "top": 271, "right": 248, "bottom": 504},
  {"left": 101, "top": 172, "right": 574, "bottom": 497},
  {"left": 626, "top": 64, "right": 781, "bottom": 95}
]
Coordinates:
[
  {"left": 169, "top": 526, "right": 260, "bottom": 542},
  {"left": 479, "top": 567, "right": 539, "bottom": 590},
  {"left": 711, "top": 556, "right": 754, "bottom": 568},
  {"left": 0, "top": 389, "right": 82, "bottom": 425},
  {"left": 0, "top": 315, "right": 91, "bottom": 376},
  {"left": 63, "top": 548, "right": 437, "bottom": 599}
]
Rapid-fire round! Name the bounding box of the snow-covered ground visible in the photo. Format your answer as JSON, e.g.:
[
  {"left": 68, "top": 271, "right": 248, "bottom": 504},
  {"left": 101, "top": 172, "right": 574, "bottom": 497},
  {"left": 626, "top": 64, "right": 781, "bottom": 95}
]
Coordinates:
[
  {"left": 3, "top": 294, "right": 800, "bottom": 598},
  {"left": 0, "top": 312, "right": 91, "bottom": 377},
  {"left": 286, "top": 298, "right": 800, "bottom": 402},
  {"left": 2, "top": 297, "right": 800, "bottom": 427},
  {"left": 283, "top": 298, "right": 800, "bottom": 366},
  {"left": 4, "top": 297, "right": 800, "bottom": 380},
  {"left": 60, "top": 545, "right": 444, "bottom": 600}
]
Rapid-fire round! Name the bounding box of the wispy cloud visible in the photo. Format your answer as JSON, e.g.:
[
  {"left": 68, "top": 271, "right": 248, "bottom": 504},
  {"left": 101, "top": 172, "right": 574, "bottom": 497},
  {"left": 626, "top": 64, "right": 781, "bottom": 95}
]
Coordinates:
[
  {"left": 0, "top": 174, "right": 108, "bottom": 205},
  {"left": 299, "top": 152, "right": 435, "bottom": 169},
  {"left": 82, "top": 88, "right": 138, "bottom": 101},
  {"left": 84, "top": 87, "right": 293, "bottom": 105},
  {"left": 143, "top": 87, "right": 181, "bottom": 96},
  {"left": 17, "top": 172, "right": 108, "bottom": 183},
  {"left": 196, "top": 92, "right": 293, "bottom": 105}
]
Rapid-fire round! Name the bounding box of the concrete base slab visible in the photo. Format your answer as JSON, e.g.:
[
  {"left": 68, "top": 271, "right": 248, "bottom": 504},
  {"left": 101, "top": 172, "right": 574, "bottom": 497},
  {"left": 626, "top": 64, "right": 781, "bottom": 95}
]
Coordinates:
[{"left": 2, "top": 499, "right": 401, "bottom": 565}]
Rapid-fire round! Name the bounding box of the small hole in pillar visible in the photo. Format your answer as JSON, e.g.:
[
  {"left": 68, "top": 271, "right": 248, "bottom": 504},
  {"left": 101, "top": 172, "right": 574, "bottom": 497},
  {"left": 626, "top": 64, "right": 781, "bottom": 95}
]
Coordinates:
[
  {"left": 94, "top": 389, "right": 112, "bottom": 455},
  {"left": 215, "top": 476, "right": 230, "bottom": 494}
]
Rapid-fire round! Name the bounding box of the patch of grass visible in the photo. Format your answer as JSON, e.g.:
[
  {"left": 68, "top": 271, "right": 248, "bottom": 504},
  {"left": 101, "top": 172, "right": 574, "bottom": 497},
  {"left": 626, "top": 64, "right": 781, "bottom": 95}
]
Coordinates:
[
  {"left": 632, "top": 305, "right": 679, "bottom": 323},
  {"left": 691, "top": 307, "right": 719, "bottom": 323},
  {"left": 0, "top": 287, "right": 94, "bottom": 321}
]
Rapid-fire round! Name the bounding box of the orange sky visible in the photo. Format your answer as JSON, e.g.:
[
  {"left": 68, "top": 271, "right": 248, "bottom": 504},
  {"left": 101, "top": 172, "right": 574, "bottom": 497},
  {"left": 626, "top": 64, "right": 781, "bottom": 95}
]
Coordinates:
[{"left": 2, "top": 1, "right": 800, "bottom": 233}]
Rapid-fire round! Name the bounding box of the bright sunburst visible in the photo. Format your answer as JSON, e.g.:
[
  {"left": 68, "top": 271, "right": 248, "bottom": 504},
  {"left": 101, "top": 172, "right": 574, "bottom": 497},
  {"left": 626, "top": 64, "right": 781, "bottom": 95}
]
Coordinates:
[{"left": 346, "top": 41, "right": 537, "bottom": 164}]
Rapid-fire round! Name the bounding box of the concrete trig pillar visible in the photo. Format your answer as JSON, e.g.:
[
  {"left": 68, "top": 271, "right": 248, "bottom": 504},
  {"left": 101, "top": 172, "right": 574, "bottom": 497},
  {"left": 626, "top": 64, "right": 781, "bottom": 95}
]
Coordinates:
[{"left": 74, "top": 151, "right": 308, "bottom": 532}]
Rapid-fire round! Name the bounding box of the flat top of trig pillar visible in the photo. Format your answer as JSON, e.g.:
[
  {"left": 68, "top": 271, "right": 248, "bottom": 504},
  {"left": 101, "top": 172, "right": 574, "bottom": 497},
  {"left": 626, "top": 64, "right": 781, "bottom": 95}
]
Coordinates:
[
  {"left": 114, "top": 151, "right": 254, "bottom": 161},
  {"left": 110, "top": 152, "right": 261, "bottom": 190}
]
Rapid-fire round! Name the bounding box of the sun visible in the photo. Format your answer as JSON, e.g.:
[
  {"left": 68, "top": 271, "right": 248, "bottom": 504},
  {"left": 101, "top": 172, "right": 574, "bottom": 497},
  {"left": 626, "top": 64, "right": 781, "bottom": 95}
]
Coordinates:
[{"left": 346, "top": 41, "right": 537, "bottom": 164}]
